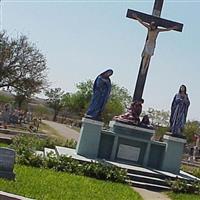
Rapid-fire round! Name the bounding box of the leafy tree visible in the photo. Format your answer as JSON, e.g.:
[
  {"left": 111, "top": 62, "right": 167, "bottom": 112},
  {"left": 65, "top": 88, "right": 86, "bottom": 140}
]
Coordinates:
[
  {"left": 143, "top": 107, "right": 170, "bottom": 127},
  {"left": 153, "top": 126, "right": 169, "bottom": 141},
  {"left": 14, "top": 94, "right": 28, "bottom": 109},
  {"left": 110, "top": 84, "right": 132, "bottom": 110},
  {"left": 62, "top": 80, "right": 93, "bottom": 116},
  {"left": 0, "top": 94, "right": 13, "bottom": 104},
  {"left": 142, "top": 108, "right": 170, "bottom": 140},
  {"left": 102, "top": 98, "right": 124, "bottom": 123},
  {"left": 0, "top": 31, "right": 48, "bottom": 104},
  {"left": 62, "top": 93, "right": 85, "bottom": 115},
  {"left": 76, "top": 80, "right": 93, "bottom": 103},
  {"left": 45, "top": 88, "right": 64, "bottom": 121},
  {"left": 184, "top": 120, "right": 200, "bottom": 143},
  {"left": 62, "top": 80, "right": 132, "bottom": 123},
  {"left": 34, "top": 104, "right": 51, "bottom": 118}
]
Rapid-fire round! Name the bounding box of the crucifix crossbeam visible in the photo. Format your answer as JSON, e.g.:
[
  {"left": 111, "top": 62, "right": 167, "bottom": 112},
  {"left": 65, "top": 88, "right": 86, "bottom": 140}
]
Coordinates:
[
  {"left": 126, "top": 0, "right": 184, "bottom": 102},
  {"left": 127, "top": 9, "right": 183, "bottom": 32}
]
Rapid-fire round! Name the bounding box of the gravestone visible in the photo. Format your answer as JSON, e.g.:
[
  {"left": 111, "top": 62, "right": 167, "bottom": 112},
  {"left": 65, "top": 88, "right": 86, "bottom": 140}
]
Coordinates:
[{"left": 0, "top": 147, "right": 16, "bottom": 180}]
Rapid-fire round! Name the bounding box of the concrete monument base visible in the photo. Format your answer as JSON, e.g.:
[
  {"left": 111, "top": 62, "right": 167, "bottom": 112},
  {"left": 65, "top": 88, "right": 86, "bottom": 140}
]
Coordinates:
[
  {"left": 76, "top": 118, "right": 186, "bottom": 174},
  {"left": 98, "top": 121, "right": 166, "bottom": 170},
  {"left": 76, "top": 118, "right": 103, "bottom": 158},
  {"left": 161, "top": 134, "right": 186, "bottom": 174}
]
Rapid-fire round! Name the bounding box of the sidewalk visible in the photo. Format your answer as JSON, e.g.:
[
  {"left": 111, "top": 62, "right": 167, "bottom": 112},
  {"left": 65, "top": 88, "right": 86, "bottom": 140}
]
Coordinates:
[{"left": 133, "top": 187, "right": 171, "bottom": 200}]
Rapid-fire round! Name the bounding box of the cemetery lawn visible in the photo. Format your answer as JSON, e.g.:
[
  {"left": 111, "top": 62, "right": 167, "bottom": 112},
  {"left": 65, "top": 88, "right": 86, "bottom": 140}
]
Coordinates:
[
  {"left": 0, "top": 165, "right": 142, "bottom": 200},
  {"left": 167, "top": 192, "right": 200, "bottom": 200},
  {"left": 0, "top": 142, "right": 8, "bottom": 147}
]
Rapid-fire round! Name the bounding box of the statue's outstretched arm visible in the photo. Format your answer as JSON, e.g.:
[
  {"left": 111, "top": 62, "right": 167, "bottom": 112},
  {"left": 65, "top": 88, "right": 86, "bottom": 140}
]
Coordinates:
[
  {"left": 158, "top": 26, "right": 177, "bottom": 32},
  {"left": 133, "top": 13, "right": 150, "bottom": 30}
]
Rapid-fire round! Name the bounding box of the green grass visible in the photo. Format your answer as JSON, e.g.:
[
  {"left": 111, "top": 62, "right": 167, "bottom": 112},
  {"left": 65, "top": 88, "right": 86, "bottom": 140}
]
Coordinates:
[
  {"left": 0, "top": 165, "right": 142, "bottom": 200},
  {"left": 181, "top": 164, "right": 200, "bottom": 178},
  {"left": 167, "top": 192, "right": 200, "bottom": 200},
  {"left": 0, "top": 142, "right": 9, "bottom": 147}
]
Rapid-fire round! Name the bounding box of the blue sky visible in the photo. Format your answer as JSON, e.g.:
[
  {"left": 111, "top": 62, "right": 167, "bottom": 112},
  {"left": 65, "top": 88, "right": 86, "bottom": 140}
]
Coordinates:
[{"left": 1, "top": 0, "right": 200, "bottom": 120}]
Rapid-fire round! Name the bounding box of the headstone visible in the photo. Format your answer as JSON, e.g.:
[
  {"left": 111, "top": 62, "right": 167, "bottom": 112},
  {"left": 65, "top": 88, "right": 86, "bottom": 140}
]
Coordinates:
[{"left": 0, "top": 147, "right": 16, "bottom": 180}]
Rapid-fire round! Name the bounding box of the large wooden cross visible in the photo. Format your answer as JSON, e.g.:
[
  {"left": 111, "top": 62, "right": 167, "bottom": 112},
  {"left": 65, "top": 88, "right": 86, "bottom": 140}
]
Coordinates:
[{"left": 126, "top": 0, "right": 183, "bottom": 101}]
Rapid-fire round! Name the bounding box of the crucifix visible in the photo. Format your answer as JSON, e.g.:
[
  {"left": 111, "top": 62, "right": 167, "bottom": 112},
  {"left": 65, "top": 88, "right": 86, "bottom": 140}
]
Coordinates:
[{"left": 126, "top": 0, "right": 183, "bottom": 101}]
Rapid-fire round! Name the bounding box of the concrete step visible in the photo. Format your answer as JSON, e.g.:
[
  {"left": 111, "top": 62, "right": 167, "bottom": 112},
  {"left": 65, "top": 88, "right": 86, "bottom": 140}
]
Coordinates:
[
  {"left": 44, "top": 148, "right": 57, "bottom": 157},
  {"left": 128, "top": 180, "right": 170, "bottom": 191},
  {"left": 182, "top": 160, "right": 200, "bottom": 168},
  {"left": 55, "top": 146, "right": 93, "bottom": 163},
  {"left": 0, "top": 191, "right": 34, "bottom": 200},
  {"left": 127, "top": 168, "right": 167, "bottom": 180},
  {"left": 55, "top": 146, "right": 76, "bottom": 157},
  {"left": 35, "top": 150, "right": 44, "bottom": 157},
  {"left": 127, "top": 173, "right": 170, "bottom": 187},
  {"left": 0, "top": 136, "right": 12, "bottom": 144},
  {"left": 127, "top": 167, "right": 192, "bottom": 182},
  {"left": 0, "top": 128, "right": 47, "bottom": 138}
]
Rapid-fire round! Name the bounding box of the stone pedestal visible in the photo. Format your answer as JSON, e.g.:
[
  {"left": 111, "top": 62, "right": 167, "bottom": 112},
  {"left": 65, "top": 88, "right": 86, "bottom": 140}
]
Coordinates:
[
  {"left": 104, "top": 121, "right": 156, "bottom": 166},
  {"left": 76, "top": 118, "right": 103, "bottom": 158},
  {"left": 162, "top": 134, "right": 186, "bottom": 174}
]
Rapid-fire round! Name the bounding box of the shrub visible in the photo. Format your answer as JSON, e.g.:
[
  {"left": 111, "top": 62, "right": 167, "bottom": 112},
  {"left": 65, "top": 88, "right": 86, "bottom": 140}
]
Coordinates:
[
  {"left": 192, "top": 168, "right": 200, "bottom": 179},
  {"left": 169, "top": 178, "right": 200, "bottom": 194},
  {"left": 41, "top": 137, "right": 77, "bottom": 149},
  {"left": 44, "top": 152, "right": 60, "bottom": 169},
  {"left": 10, "top": 134, "right": 45, "bottom": 154},
  {"left": 181, "top": 165, "right": 200, "bottom": 179},
  {"left": 64, "top": 139, "right": 77, "bottom": 149},
  {"left": 10, "top": 134, "right": 127, "bottom": 183},
  {"left": 44, "top": 137, "right": 63, "bottom": 149},
  {"left": 28, "top": 154, "right": 45, "bottom": 168},
  {"left": 15, "top": 151, "right": 127, "bottom": 183},
  {"left": 54, "top": 156, "right": 82, "bottom": 174},
  {"left": 10, "top": 134, "right": 77, "bottom": 152},
  {"left": 82, "top": 162, "right": 127, "bottom": 183}
]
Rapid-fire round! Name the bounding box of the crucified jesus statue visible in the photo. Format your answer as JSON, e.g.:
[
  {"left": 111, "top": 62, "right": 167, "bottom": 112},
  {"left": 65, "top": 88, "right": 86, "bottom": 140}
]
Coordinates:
[
  {"left": 133, "top": 13, "right": 177, "bottom": 74},
  {"left": 134, "top": 13, "right": 177, "bottom": 57}
]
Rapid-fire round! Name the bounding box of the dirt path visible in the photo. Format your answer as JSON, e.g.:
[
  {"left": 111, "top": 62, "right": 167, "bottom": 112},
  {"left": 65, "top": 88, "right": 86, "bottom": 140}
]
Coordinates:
[
  {"left": 133, "top": 187, "right": 171, "bottom": 200},
  {"left": 43, "top": 120, "right": 79, "bottom": 141}
]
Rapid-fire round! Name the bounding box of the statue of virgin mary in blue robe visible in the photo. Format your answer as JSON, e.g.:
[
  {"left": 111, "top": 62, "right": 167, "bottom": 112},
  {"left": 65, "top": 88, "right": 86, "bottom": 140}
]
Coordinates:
[
  {"left": 85, "top": 69, "right": 113, "bottom": 120},
  {"left": 170, "top": 85, "right": 190, "bottom": 136}
]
